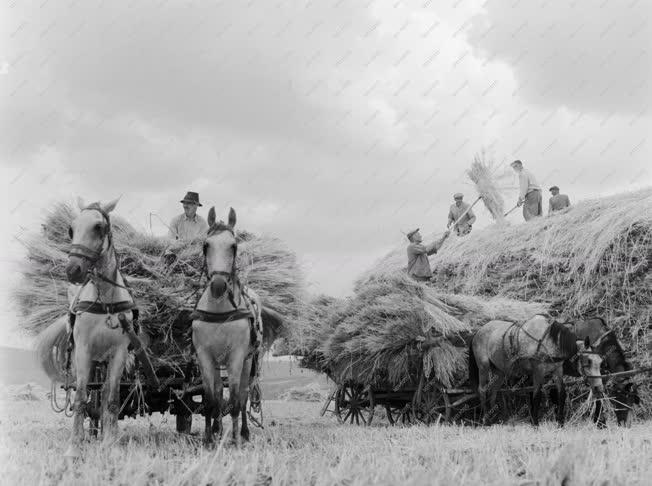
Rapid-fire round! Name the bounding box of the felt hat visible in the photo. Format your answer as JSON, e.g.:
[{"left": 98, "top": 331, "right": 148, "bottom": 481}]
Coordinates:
[{"left": 180, "top": 191, "right": 202, "bottom": 206}]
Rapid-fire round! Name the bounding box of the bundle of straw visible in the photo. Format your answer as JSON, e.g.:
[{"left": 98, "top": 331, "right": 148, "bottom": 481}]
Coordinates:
[
  {"left": 314, "top": 273, "right": 471, "bottom": 388},
  {"left": 467, "top": 152, "right": 505, "bottom": 221},
  {"left": 12, "top": 202, "right": 306, "bottom": 370}
]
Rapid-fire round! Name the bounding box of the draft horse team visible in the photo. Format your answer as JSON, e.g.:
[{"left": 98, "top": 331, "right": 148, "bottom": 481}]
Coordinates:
[{"left": 36, "top": 198, "right": 640, "bottom": 458}]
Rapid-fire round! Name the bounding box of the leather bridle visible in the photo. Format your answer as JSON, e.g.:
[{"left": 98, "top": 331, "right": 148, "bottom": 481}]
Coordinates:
[
  {"left": 203, "top": 226, "right": 240, "bottom": 309},
  {"left": 69, "top": 204, "right": 112, "bottom": 266},
  {"left": 68, "top": 204, "right": 127, "bottom": 290}
]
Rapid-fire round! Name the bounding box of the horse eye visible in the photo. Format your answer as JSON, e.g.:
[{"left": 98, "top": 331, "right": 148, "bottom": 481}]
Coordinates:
[
  {"left": 68, "top": 227, "right": 73, "bottom": 239},
  {"left": 203, "top": 243, "right": 208, "bottom": 254}
]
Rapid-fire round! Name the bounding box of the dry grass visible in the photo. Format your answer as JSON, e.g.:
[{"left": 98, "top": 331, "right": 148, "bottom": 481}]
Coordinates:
[
  {"left": 293, "top": 274, "right": 551, "bottom": 394},
  {"left": 1, "top": 398, "right": 651, "bottom": 485},
  {"left": 11, "top": 202, "right": 305, "bottom": 374},
  {"left": 352, "top": 188, "right": 652, "bottom": 411},
  {"left": 467, "top": 152, "right": 505, "bottom": 221}
]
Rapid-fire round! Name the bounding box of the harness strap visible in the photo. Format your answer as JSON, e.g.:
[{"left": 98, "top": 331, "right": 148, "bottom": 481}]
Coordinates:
[
  {"left": 91, "top": 272, "right": 130, "bottom": 290},
  {"left": 190, "top": 308, "right": 254, "bottom": 323},
  {"left": 73, "top": 300, "right": 137, "bottom": 315}
]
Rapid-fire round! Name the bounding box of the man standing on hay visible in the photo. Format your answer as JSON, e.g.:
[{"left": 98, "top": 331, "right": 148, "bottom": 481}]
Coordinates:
[
  {"left": 511, "top": 160, "right": 542, "bottom": 221},
  {"left": 168, "top": 191, "right": 209, "bottom": 241},
  {"left": 406, "top": 228, "right": 450, "bottom": 281},
  {"left": 548, "top": 186, "right": 571, "bottom": 215},
  {"left": 447, "top": 193, "right": 476, "bottom": 236}
]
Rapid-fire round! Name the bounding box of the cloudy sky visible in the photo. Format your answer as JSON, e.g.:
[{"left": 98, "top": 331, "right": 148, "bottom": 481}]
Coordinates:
[{"left": 1, "top": 0, "right": 650, "bottom": 344}]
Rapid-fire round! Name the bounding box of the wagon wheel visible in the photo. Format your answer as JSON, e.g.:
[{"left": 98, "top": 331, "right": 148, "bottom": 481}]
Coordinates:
[
  {"left": 247, "top": 380, "right": 264, "bottom": 428},
  {"left": 413, "top": 387, "right": 447, "bottom": 425},
  {"left": 385, "top": 403, "right": 415, "bottom": 425},
  {"left": 334, "top": 384, "right": 375, "bottom": 426}
]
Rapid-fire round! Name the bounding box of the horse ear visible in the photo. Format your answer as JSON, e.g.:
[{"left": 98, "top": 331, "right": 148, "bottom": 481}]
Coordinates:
[
  {"left": 207, "top": 206, "right": 216, "bottom": 227},
  {"left": 584, "top": 336, "right": 591, "bottom": 349},
  {"left": 77, "top": 197, "right": 86, "bottom": 210},
  {"left": 101, "top": 197, "right": 121, "bottom": 214},
  {"left": 228, "top": 207, "right": 236, "bottom": 228}
]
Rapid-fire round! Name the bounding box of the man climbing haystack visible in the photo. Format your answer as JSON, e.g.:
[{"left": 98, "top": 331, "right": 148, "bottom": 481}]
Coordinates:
[
  {"left": 511, "top": 160, "right": 542, "bottom": 221},
  {"left": 447, "top": 193, "right": 477, "bottom": 236},
  {"left": 406, "top": 228, "right": 450, "bottom": 282}
]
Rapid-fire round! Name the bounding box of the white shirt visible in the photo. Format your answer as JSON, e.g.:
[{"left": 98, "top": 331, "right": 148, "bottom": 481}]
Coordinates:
[
  {"left": 519, "top": 169, "right": 541, "bottom": 199},
  {"left": 168, "top": 213, "right": 209, "bottom": 241}
]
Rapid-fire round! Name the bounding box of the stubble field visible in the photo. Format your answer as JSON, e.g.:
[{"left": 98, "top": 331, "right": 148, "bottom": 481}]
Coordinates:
[{"left": 1, "top": 394, "right": 651, "bottom": 486}]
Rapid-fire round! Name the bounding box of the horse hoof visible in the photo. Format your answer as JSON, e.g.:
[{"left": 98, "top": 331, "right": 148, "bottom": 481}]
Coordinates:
[
  {"left": 63, "top": 445, "right": 82, "bottom": 460},
  {"left": 241, "top": 431, "right": 250, "bottom": 443}
]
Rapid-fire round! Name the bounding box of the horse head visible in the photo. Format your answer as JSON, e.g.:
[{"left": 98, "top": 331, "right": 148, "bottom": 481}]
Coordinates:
[
  {"left": 65, "top": 197, "right": 120, "bottom": 284},
  {"left": 204, "top": 207, "right": 238, "bottom": 300},
  {"left": 576, "top": 336, "right": 605, "bottom": 394}
]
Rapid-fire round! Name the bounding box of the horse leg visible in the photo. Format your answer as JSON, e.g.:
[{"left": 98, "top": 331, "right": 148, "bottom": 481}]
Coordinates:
[
  {"left": 553, "top": 368, "right": 566, "bottom": 426},
  {"left": 196, "top": 347, "right": 218, "bottom": 447},
  {"left": 490, "top": 372, "right": 506, "bottom": 423},
  {"left": 64, "top": 343, "right": 92, "bottom": 459},
  {"left": 530, "top": 368, "right": 544, "bottom": 427},
  {"left": 211, "top": 369, "right": 224, "bottom": 439},
  {"left": 238, "top": 357, "right": 253, "bottom": 442},
  {"left": 227, "top": 352, "right": 245, "bottom": 445},
  {"left": 102, "top": 345, "right": 128, "bottom": 444},
  {"left": 477, "top": 364, "right": 491, "bottom": 424}
]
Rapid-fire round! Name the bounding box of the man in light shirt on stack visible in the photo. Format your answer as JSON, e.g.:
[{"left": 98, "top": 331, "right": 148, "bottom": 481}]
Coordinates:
[
  {"left": 168, "top": 191, "right": 209, "bottom": 241},
  {"left": 510, "top": 160, "right": 542, "bottom": 221}
]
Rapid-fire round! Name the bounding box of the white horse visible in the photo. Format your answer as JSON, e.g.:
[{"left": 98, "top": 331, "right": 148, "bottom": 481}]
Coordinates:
[
  {"left": 192, "top": 207, "right": 263, "bottom": 445},
  {"left": 36, "top": 197, "right": 136, "bottom": 458}
]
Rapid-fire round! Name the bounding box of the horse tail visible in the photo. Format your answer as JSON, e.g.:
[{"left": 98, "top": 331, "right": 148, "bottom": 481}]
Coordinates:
[
  {"left": 468, "top": 338, "right": 479, "bottom": 389},
  {"left": 35, "top": 316, "right": 70, "bottom": 383}
]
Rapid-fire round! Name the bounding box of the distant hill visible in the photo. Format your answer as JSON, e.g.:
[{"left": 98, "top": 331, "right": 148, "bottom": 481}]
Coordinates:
[
  {"left": 0, "top": 346, "right": 49, "bottom": 387},
  {"left": 0, "top": 346, "right": 325, "bottom": 400}
]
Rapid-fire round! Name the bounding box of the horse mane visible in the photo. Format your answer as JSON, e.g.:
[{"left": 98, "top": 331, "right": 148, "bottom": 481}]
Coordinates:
[{"left": 549, "top": 321, "right": 578, "bottom": 356}]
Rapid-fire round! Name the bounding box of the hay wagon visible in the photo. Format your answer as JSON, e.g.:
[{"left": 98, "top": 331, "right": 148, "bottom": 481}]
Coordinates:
[
  {"left": 52, "top": 309, "right": 264, "bottom": 434},
  {"left": 319, "top": 364, "right": 482, "bottom": 426}
]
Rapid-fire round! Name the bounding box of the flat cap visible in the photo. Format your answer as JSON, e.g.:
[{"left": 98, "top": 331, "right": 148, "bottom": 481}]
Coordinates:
[
  {"left": 510, "top": 159, "right": 523, "bottom": 167},
  {"left": 549, "top": 186, "right": 559, "bottom": 191},
  {"left": 453, "top": 192, "right": 464, "bottom": 199},
  {"left": 406, "top": 228, "right": 420, "bottom": 241}
]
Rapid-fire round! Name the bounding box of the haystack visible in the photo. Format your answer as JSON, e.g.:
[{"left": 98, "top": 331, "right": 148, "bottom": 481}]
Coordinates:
[
  {"left": 12, "top": 202, "right": 305, "bottom": 371},
  {"left": 296, "top": 273, "right": 548, "bottom": 390}
]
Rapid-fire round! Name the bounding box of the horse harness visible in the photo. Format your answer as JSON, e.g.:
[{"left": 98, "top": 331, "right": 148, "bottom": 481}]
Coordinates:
[
  {"left": 191, "top": 224, "right": 262, "bottom": 350},
  {"left": 64, "top": 205, "right": 159, "bottom": 386},
  {"left": 503, "top": 322, "right": 556, "bottom": 366}
]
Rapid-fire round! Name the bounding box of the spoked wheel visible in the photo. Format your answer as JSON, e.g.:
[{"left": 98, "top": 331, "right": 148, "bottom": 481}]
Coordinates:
[
  {"left": 334, "top": 384, "right": 375, "bottom": 426},
  {"left": 413, "top": 388, "right": 447, "bottom": 425},
  {"left": 385, "top": 403, "right": 415, "bottom": 426},
  {"left": 247, "top": 381, "right": 264, "bottom": 428}
]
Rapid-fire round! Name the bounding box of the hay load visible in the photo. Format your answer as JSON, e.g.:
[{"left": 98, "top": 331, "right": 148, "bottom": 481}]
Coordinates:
[
  {"left": 354, "top": 189, "right": 651, "bottom": 349},
  {"left": 428, "top": 188, "right": 652, "bottom": 350},
  {"left": 296, "top": 273, "right": 547, "bottom": 389},
  {"left": 12, "top": 202, "right": 305, "bottom": 370}
]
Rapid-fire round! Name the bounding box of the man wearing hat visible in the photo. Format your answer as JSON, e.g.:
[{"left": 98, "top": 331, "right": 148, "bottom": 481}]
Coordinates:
[
  {"left": 406, "top": 228, "right": 450, "bottom": 281},
  {"left": 168, "top": 191, "right": 209, "bottom": 241},
  {"left": 510, "top": 160, "right": 542, "bottom": 221},
  {"left": 447, "top": 193, "right": 476, "bottom": 236},
  {"left": 548, "top": 186, "right": 571, "bottom": 215}
]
